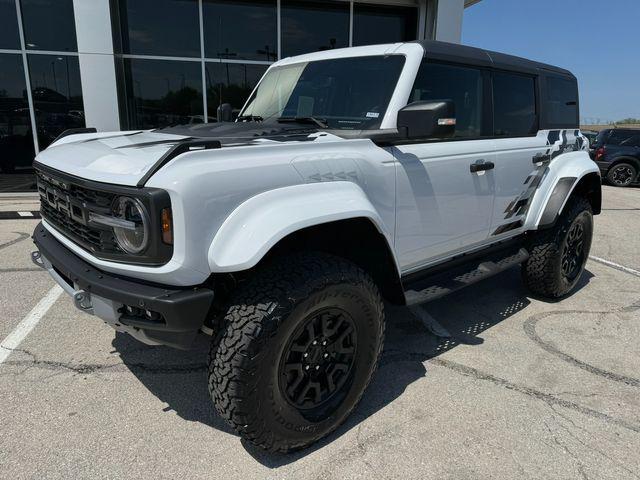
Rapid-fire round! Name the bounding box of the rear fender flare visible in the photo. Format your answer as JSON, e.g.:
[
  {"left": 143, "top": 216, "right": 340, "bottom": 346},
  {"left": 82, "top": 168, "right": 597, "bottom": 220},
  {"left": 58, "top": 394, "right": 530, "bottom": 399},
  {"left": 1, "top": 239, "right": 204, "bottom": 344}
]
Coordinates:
[
  {"left": 608, "top": 156, "right": 640, "bottom": 174},
  {"left": 531, "top": 151, "right": 601, "bottom": 229},
  {"left": 207, "top": 181, "right": 397, "bottom": 273}
]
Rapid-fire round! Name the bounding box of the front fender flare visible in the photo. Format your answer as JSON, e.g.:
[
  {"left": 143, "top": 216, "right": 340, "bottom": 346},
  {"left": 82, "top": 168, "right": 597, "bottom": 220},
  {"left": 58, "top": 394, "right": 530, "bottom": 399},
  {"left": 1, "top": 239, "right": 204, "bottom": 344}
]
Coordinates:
[{"left": 208, "top": 181, "right": 395, "bottom": 273}]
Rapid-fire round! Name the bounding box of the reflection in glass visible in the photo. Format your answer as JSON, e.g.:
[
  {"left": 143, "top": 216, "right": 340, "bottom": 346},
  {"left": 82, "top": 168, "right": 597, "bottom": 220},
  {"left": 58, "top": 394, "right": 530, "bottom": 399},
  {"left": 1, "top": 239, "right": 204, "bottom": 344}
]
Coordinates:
[
  {"left": 493, "top": 72, "right": 536, "bottom": 136},
  {"left": 353, "top": 4, "right": 418, "bottom": 46},
  {"left": 203, "top": 0, "right": 277, "bottom": 61},
  {"left": 241, "top": 56, "right": 405, "bottom": 130},
  {"left": 28, "top": 54, "right": 85, "bottom": 150},
  {"left": 411, "top": 62, "right": 483, "bottom": 138},
  {"left": 117, "top": 0, "right": 200, "bottom": 57},
  {"left": 120, "top": 58, "right": 203, "bottom": 129},
  {"left": 206, "top": 63, "right": 267, "bottom": 120},
  {"left": 21, "top": 0, "right": 78, "bottom": 52},
  {"left": 0, "top": 0, "right": 20, "bottom": 49},
  {"left": 546, "top": 76, "right": 578, "bottom": 127},
  {"left": 281, "top": 0, "right": 349, "bottom": 57},
  {"left": 0, "top": 54, "right": 36, "bottom": 192}
]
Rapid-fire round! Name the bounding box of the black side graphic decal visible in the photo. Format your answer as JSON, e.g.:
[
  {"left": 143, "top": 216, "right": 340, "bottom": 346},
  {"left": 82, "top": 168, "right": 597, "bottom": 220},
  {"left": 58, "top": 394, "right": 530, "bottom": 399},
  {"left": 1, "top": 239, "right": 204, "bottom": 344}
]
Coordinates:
[{"left": 493, "top": 129, "right": 587, "bottom": 235}]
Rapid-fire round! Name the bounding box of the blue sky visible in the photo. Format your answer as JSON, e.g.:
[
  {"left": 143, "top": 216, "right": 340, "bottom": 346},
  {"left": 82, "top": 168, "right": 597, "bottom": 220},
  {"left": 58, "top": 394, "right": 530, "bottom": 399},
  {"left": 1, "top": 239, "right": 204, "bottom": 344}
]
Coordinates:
[{"left": 463, "top": 0, "right": 640, "bottom": 123}]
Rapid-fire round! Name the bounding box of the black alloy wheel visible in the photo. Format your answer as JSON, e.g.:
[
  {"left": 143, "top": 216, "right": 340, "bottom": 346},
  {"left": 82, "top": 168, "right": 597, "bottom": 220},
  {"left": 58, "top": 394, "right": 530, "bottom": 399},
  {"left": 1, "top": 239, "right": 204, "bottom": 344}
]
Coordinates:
[
  {"left": 279, "top": 307, "right": 357, "bottom": 415},
  {"left": 561, "top": 221, "right": 585, "bottom": 282}
]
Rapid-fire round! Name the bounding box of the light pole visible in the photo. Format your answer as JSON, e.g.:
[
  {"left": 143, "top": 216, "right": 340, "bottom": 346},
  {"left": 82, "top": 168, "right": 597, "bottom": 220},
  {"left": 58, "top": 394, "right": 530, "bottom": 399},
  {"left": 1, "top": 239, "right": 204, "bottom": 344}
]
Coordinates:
[{"left": 50, "top": 61, "right": 58, "bottom": 93}]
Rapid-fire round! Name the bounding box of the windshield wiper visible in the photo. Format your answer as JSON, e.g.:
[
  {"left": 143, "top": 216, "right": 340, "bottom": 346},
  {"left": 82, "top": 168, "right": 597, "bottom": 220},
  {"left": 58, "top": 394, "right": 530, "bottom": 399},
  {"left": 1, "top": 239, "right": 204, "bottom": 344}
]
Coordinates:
[
  {"left": 276, "top": 116, "right": 329, "bottom": 128},
  {"left": 237, "top": 114, "right": 264, "bottom": 122}
]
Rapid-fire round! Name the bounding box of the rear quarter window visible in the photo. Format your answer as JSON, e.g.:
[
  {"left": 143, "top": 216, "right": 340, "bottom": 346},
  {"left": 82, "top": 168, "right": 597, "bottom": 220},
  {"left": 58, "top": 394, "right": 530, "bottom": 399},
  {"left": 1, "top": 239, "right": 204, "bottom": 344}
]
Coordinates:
[
  {"left": 545, "top": 75, "right": 578, "bottom": 128},
  {"left": 594, "top": 130, "right": 609, "bottom": 145}
]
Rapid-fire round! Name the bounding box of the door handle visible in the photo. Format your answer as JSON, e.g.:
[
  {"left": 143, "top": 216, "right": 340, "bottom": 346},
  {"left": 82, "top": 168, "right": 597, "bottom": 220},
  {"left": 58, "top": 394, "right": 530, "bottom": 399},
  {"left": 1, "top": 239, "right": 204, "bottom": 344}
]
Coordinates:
[
  {"left": 532, "top": 152, "right": 551, "bottom": 164},
  {"left": 470, "top": 161, "right": 495, "bottom": 173}
]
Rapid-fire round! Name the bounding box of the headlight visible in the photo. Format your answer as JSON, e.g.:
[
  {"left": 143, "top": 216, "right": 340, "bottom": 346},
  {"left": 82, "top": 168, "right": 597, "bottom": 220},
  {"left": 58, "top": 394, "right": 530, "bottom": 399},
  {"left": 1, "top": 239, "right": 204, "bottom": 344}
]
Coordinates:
[{"left": 112, "top": 196, "right": 149, "bottom": 254}]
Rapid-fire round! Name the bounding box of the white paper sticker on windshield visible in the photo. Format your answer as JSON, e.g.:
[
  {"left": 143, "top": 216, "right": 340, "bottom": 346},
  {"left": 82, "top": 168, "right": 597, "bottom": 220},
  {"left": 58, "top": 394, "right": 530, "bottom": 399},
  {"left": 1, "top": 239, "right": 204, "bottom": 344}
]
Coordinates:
[{"left": 366, "top": 112, "right": 380, "bottom": 118}]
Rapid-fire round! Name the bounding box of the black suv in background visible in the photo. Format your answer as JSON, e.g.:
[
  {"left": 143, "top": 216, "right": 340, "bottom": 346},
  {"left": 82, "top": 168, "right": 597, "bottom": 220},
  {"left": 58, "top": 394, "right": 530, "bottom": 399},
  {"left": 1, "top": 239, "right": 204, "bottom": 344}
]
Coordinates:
[{"left": 592, "top": 128, "right": 640, "bottom": 187}]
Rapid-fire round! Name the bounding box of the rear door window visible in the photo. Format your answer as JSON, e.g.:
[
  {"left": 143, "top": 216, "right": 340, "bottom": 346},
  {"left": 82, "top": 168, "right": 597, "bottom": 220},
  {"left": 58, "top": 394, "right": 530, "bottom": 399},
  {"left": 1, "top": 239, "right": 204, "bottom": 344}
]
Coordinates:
[
  {"left": 608, "top": 130, "right": 640, "bottom": 147},
  {"left": 492, "top": 72, "right": 537, "bottom": 136},
  {"left": 410, "top": 62, "right": 484, "bottom": 138},
  {"left": 628, "top": 135, "right": 640, "bottom": 147}
]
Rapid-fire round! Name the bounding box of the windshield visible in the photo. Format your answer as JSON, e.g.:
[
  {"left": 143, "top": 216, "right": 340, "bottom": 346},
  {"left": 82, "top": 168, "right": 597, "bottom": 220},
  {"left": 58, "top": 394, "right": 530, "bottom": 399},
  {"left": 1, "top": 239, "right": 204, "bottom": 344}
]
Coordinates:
[{"left": 240, "top": 55, "right": 405, "bottom": 130}]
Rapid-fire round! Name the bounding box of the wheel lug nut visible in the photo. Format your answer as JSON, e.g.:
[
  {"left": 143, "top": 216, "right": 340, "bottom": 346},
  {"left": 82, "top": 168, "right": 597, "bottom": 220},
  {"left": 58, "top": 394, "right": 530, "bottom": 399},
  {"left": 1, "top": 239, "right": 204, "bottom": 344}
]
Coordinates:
[
  {"left": 322, "top": 341, "right": 327, "bottom": 346},
  {"left": 315, "top": 365, "right": 320, "bottom": 370},
  {"left": 305, "top": 365, "right": 310, "bottom": 371},
  {"left": 303, "top": 353, "right": 308, "bottom": 358},
  {"left": 323, "top": 353, "right": 328, "bottom": 358},
  {"left": 312, "top": 340, "right": 318, "bottom": 345}
]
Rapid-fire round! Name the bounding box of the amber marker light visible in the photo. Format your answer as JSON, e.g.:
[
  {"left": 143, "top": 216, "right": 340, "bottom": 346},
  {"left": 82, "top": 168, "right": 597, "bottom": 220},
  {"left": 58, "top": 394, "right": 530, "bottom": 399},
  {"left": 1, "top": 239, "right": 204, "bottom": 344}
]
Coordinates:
[{"left": 161, "top": 208, "right": 173, "bottom": 245}]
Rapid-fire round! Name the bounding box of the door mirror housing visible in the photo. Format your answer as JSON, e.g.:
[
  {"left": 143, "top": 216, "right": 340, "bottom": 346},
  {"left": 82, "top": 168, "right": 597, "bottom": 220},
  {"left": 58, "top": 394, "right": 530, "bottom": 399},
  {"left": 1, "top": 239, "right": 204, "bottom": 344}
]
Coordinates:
[{"left": 397, "top": 100, "right": 456, "bottom": 140}]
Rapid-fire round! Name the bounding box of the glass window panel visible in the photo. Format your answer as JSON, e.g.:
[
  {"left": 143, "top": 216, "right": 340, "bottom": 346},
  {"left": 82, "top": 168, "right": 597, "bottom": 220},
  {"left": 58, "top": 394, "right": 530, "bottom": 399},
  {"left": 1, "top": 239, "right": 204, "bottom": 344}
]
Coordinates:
[
  {"left": 493, "top": 72, "right": 537, "bottom": 136},
  {"left": 545, "top": 75, "right": 578, "bottom": 127},
  {"left": 0, "top": 53, "right": 37, "bottom": 192},
  {"left": 120, "top": 58, "right": 203, "bottom": 129},
  {"left": 203, "top": 0, "right": 277, "bottom": 61},
  {"left": 242, "top": 55, "right": 405, "bottom": 130},
  {"left": 28, "top": 54, "right": 85, "bottom": 150},
  {"left": 206, "top": 62, "right": 268, "bottom": 120},
  {"left": 117, "top": 0, "right": 200, "bottom": 57},
  {"left": 353, "top": 4, "right": 418, "bottom": 46},
  {"left": 608, "top": 129, "right": 640, "bottom": 146},
  {"left": 410, "top": 62, "right": 484, "bottom": 138},
  {"left": 281, "top": 0, "right": 349, "bottom": 57},
  {"left": 0, "top": 0, "right": 20, "bottom": 49},
  {"left": 21, "top": 0, "right": 78, "bottom": 52}
]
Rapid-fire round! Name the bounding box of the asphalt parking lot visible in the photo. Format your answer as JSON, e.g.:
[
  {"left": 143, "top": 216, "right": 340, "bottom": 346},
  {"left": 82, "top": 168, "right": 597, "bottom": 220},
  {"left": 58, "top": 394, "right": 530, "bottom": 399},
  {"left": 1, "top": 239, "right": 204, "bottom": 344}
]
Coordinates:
[{"left": 1, "top": 185, "right": 639, "bottom": 480}]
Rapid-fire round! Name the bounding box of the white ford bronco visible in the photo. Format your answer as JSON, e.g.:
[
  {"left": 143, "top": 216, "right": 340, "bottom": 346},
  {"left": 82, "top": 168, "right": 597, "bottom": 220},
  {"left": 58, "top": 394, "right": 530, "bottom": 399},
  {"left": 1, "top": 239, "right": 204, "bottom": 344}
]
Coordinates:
[{"left": 31, "top": 40, "right": 601, "bottom": 452}]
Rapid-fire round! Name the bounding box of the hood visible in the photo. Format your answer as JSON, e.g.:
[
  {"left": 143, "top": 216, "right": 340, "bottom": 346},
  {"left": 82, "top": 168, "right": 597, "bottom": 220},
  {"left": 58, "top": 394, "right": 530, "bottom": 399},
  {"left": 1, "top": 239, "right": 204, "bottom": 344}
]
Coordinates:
[{"left": 34, "top": 122, "right": 325, "bottom": 187}]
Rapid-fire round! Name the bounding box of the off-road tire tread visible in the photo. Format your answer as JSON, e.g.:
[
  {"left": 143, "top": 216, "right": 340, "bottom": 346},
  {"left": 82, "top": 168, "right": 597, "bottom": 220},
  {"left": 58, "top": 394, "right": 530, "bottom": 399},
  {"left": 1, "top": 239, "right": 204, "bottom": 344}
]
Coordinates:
[
  {"left": 522, "top": 196, "right": 592, "bottom": 298},
  {"left": 208, "top": 252, "right": 384, "bottom": 453}
]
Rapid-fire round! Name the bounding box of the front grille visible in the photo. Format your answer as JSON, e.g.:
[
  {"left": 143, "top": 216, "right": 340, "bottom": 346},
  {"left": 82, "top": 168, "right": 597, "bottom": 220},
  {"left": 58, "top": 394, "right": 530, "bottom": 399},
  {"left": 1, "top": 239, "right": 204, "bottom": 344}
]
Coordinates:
[
  {"left": 36, "top": 169, "right": 123, "bottom": 254},
  {"left": 34, "top": 163, "right": 173, "bottom": 266}
]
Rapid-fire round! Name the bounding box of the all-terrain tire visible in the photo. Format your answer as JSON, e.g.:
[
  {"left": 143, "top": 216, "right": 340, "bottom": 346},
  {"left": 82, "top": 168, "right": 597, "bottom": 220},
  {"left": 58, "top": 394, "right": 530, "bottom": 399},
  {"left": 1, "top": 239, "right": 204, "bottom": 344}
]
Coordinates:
[
  {"left": 208, "top": 253, "right": 385, "bottom": 452},
  {"left": 522, "top": 196, "right": 593, "bottom": 298}
]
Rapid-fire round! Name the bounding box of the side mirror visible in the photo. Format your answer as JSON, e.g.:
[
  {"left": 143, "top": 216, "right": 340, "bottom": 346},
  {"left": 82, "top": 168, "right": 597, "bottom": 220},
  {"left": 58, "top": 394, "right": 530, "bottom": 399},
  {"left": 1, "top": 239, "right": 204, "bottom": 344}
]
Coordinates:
[
  {"left": 217, "top": 103, "right": 232, "bottom": 122},
  {"left": 397, "top": 100, "right": 456, "bottom": 140}
]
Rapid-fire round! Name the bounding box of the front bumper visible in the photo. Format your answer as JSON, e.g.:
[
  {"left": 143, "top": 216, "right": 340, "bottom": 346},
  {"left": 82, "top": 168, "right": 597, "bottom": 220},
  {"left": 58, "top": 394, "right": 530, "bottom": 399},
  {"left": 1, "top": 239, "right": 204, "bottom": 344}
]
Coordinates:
[{"left": 32, "top": 223, "right": 214, "bottom": 349}]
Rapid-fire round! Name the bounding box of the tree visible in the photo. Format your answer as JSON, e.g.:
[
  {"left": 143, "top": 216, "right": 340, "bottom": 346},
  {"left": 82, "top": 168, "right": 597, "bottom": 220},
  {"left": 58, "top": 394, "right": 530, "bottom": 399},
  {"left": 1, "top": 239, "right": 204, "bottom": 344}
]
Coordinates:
[{"left": 616, "top": 118, "right": 640, "bottom": 125}]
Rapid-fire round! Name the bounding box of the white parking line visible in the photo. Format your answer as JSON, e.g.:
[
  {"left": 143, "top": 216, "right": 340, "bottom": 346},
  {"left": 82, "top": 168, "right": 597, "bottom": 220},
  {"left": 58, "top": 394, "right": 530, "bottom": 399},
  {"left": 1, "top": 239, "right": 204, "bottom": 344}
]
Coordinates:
[
  {"left": 0, "top": 285, "right": 62, "bottom": 365},
  {"left": 589, "top": 255, "right": 640, "bottom": 278}
]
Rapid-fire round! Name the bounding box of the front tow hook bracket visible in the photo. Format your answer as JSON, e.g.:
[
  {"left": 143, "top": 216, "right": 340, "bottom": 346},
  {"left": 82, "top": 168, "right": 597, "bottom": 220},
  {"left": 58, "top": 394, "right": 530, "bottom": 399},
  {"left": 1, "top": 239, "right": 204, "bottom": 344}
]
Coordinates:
[
  {"left": 73, "top": 290, "right": 94, "bottom": 315},
  {"left": 31, "top": 251, "right": 45, "bottom": 269}
]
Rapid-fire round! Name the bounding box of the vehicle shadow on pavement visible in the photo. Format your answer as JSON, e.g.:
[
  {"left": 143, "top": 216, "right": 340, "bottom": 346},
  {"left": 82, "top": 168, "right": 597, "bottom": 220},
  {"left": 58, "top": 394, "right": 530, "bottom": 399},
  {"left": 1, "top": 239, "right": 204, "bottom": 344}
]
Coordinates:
[
  {"left": 112, "top": 334, "right": 233, "bottom": 434},
  {"left": 113, "top": 267, "right": 594, "bottom": 467}
]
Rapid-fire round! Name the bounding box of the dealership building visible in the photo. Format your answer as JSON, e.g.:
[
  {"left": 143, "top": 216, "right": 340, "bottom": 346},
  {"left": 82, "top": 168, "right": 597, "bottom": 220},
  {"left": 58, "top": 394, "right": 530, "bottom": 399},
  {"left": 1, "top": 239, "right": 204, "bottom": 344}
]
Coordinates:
[{"left": 0, "top": 0, "right": 477, "bottom": 192}]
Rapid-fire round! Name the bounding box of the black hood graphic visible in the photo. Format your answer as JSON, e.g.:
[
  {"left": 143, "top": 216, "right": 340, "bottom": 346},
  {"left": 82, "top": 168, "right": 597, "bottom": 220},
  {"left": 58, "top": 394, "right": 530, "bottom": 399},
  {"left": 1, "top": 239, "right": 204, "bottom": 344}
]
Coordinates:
[{"left": 152, "top": 121, "right": 322, "bottom": 146}]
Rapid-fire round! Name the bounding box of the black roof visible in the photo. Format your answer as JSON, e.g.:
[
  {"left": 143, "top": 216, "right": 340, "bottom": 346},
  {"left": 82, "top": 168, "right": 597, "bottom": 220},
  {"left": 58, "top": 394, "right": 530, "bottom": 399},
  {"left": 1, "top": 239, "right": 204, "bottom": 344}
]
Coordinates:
[{"left": 415, "top": 40, "right": 574, "bottom": 78}]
